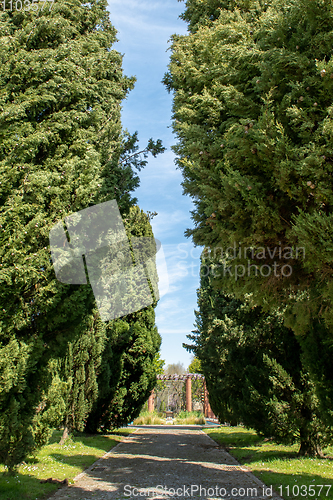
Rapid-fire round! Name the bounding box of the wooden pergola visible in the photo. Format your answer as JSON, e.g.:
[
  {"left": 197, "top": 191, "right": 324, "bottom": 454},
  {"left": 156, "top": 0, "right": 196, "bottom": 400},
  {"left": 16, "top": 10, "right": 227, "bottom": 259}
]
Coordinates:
[
  {"left": 147, "top": 373, "right": 215, "bottom": 419},
  {"left": 156, "top": 374, "right": 204, "bottom": 380}
]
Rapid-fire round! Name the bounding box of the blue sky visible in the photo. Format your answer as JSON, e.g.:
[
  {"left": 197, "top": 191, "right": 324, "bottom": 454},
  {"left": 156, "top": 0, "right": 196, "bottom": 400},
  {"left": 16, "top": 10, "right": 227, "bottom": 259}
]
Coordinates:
[{"left": 107, "top": 0, "right": 202, "bottom": 368}]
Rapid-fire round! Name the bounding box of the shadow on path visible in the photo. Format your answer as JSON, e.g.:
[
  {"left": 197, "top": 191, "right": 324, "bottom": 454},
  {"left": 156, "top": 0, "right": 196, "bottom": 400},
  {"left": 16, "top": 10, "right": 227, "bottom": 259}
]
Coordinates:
[{"left": 49, "top": 426, "right": 282, "bottom": 500}]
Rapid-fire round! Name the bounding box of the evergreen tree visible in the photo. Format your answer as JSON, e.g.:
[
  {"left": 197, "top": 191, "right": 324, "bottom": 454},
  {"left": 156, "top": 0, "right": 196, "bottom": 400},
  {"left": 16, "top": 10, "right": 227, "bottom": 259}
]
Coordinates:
[
  {"left": 187, "top": 358, "right": 204, "bottom": 411},
  {"left": 85, "top": 206, "right": 161, "bottom": 432},
  {"left": 164, "top": 363, "right": 186, "bottom": 375},
  {"left": 32, "top": 359, "right": 67, "bottom": 450},
  {"left": 165, "top": 0, "right": 333, "bottom": 423},
  {"left": 102, "top": 306, "right": 160, "bottom": 429},
  {"left": 185, "top": 255, "right": 332, "bottom": 456},
  {"left": 152, "top": 351, "right": 165, "bottom": 376},
  {"left": 165, "top": 0, "right": 333, "bottom": 324},
  {"left": 0, "top": 0, "right": 164, "bottom": 469},
  {"left": 187, "top": 357, "right": 202, "bottom": 374},
  {"left": 56, "top": 312, "right": 106, "bottom": 444}
]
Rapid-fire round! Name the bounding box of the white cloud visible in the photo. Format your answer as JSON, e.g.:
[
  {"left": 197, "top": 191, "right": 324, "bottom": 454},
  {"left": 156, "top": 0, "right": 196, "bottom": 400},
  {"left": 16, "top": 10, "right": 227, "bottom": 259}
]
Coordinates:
[
  {"left": 111, "top": 14, "right": 176, "bottom": 38},
  {"left": 150, "top": 211, "right": 190, "bottom": 240},
  {"left": 139, "top": 150, "right": 181, "bottom": 180},
  {"left": 109, "top": 0, "right": 187, "bottom": 52}
]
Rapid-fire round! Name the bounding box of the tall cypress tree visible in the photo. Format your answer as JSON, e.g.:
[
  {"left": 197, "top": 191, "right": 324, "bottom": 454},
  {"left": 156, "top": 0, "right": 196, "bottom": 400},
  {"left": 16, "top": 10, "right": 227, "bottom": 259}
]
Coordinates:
[
  {"left": 185, "top": 254, "right": 332, "bottom": 456},
  {"left": 165, "top": 0, "right": 333, "bottom": 317},
  {"left": 57, "top": 312, "right": 106, "bottom": 444},
  {"left": 85, "top": 207, "right": 161, "bottom": 432},
  {"left": 37, "top": 206, "right": 161, "bottom": 439},
  {"left": 165, "top": 0, "right": 333, "bottom": 424},
  {"left": 0, "top": 0, "right": 163, "bottom": 469}
]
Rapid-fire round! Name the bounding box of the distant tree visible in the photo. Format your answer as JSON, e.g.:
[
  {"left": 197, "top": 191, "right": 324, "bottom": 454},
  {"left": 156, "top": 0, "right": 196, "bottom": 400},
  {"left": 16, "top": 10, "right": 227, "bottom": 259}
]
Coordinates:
[
  {"left": 187, "top": 357, "right": 204, "bottom": 412},
  {"left": 187, "top": 357, "right": 202, "bottom": 374},
  {"left": 164, "top": 362, "right": 186, "bottom": 375},
  {"left": 153, "top": 352, "right": 165, "bottom": 375}
]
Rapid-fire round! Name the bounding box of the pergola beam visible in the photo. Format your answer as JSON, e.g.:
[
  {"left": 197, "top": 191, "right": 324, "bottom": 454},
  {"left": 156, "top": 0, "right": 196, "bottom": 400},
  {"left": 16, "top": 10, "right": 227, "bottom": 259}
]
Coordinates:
[{"left": 156, "top": 373, "right": 204, "bottom": 381}]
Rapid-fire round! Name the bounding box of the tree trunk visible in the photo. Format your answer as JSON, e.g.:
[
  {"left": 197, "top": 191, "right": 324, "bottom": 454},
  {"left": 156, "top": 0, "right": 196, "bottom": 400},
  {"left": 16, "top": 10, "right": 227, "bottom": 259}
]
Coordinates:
[
  {"left": 59, "top": 418, "right": 71, "bottom": 445},
  {"left": 298, "top": 429, "right": 324, "bottom": 457},
  {"left": 59, "top": 425, "right": 69, "bottom": 445},
  {"left": 6, "top": 465, "right": 17, "bottom": 476}
]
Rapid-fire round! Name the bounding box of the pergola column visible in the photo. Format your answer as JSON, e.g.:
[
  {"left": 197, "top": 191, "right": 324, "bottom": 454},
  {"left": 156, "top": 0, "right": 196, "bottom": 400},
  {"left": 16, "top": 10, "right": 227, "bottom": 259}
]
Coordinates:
[
  {"left": 185, "top": 376, "right": 192, "bottom": 412},
  {"left": 204, "top": 379, "right": 209, "bottom": 417},
  {"left": 204, "top": 379, "right": 214, "bottom": 418},
  {"left": 148, "top": 390, "right": 154, "bottom": 413}
]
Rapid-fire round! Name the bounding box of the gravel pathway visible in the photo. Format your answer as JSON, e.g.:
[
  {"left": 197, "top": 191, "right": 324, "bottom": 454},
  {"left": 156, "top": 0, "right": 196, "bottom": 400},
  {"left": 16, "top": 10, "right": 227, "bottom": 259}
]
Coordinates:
[{"left": 50, "top": 425, "right": 282, "bottom": 500}]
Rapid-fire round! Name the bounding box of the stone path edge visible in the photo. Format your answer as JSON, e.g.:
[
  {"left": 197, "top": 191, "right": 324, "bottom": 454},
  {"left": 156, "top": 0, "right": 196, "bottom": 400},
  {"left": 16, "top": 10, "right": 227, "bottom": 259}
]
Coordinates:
[
  {"left": 71, "top": 428, "right": 140, "bottom": 484},
  {"left": 202, "top": 429, "right": 283, "bottom": 499},
  {"left": 46, "top": 426, "right": 141, "bottom": 496}
]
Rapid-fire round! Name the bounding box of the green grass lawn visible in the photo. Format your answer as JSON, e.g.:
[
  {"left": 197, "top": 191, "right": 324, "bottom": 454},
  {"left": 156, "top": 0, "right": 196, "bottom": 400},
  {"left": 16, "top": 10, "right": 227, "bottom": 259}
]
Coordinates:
[
  {"left": 0, "top": 428, "right": 134, "bottom": 500},
  {"left": 205, "top": 426, "right": 333, "bottom": 500}
]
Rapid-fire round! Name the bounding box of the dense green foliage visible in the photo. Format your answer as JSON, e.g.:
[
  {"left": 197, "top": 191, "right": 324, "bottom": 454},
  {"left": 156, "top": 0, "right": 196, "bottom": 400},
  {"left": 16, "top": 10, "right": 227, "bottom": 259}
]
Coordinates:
[
  {"left": 34, "top": 311, "right": 107, "bottom": 446},
  {"left": 85, "top": 207, "right": 161, "bottom": 432},
  {"left": 166, "top": 0, "right": 333, "bottom": 426},
  {"left": 186, "top": 256, "right": 332, "bottom": 455},
  {"left": 0, "top": 0, "right": 162, "bottom": 470},
  {"left": 37, "top": 207, "right": 161, "bottom": 438},
  {"left": 187, "top": 358, "right": 204, "bottom": 410},
  {"left": 165, "top": 0, "right": 333, "bottom": 325},
  {"left": 187, "top": 357, "right": 202, "bottom": 374}
]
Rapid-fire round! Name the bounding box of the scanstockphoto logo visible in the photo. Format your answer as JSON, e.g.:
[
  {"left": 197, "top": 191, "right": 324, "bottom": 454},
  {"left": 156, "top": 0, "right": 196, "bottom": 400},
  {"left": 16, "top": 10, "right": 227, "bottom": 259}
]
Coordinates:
[{"left": 49, "top": 200, "right": 168, "bottom": 321}]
